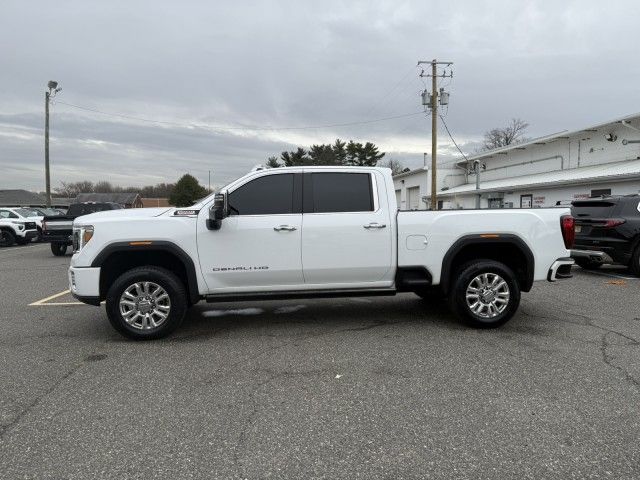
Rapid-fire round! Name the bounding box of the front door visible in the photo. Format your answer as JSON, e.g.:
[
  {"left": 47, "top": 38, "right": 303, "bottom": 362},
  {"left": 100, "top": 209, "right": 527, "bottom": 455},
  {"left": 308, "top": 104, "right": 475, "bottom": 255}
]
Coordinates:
[
  {"left": 301, "top": 171, "right": 393, "bottom": 286},
  {"left": 197, "top": 171, "right": 304, "bottom": 293}
]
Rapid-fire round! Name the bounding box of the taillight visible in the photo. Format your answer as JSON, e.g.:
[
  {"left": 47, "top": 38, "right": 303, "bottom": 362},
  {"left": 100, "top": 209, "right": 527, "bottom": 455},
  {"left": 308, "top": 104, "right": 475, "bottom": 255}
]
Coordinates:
[
  {"left": 603, "top": 218, "right": 626, "bottom": 228},
  {"left": 561, "top": 215, "right": 575, "bottom": 249}
]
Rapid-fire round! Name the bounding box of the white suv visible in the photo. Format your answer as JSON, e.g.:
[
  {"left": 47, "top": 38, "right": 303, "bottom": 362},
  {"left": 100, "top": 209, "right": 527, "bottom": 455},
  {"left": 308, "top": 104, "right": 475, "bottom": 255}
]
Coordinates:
[{"left": 0, "top": 212, "right": 39, "bottom": 246}]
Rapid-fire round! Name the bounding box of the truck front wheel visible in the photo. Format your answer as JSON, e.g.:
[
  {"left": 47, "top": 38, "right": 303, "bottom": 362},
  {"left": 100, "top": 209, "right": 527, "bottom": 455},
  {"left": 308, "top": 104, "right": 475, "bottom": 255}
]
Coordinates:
[
  {"left": 105, "top": 266, "right": 187, "bottom": 340},
  {"left": 449, "top": 260, "right": 520, "bottom": 328},
  {"left": 0, "top": 230, "right": 16, "bottom": 247},
  {"left": 51, "top": 243, "right": 67, "bottom": 256}
]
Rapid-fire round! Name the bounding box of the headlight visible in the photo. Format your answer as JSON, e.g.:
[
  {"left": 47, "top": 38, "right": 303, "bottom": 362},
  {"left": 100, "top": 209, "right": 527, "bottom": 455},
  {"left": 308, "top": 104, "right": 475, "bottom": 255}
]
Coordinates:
[{"left": 73, "top": 225, "right": 94, "bottom": 252}]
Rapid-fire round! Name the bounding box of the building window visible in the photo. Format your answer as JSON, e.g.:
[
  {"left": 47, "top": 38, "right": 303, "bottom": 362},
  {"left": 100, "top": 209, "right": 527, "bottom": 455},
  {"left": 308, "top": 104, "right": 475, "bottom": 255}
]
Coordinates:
[
  {"left": 488, "top": 198, "right": 503, "bottom": 209},
  {"left": 590, "top": 188, "right": 611, "bottom": 198},
  {"left": 520, "top": 194, "right": 533, "bottom": 208}
]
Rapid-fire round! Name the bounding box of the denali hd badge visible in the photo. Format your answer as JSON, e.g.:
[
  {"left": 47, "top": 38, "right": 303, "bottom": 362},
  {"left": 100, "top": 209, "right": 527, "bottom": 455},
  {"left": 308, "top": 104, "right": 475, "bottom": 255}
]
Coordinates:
[
  {"left": 174, "top": 209, "right": 199, "bottom": 216},
  {"left": 213, "top": 266, "right": 269, "bottom": 272}
]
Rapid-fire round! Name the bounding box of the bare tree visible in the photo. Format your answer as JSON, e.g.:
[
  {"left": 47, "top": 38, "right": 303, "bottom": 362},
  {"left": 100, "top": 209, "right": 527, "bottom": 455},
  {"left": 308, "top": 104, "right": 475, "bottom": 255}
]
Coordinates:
[
  {"left": 482, "top": 118, "right": 529, "bottom": 151},
  {"left": 380, "top": 158, "right": 406, "bottom": 175}
]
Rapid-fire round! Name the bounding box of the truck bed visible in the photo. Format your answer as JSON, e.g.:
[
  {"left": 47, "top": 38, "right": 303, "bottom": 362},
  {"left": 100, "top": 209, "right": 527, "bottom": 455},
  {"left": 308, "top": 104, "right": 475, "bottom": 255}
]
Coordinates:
[{"left": 397, "top": 208, "right": 571, "bottom": 285}]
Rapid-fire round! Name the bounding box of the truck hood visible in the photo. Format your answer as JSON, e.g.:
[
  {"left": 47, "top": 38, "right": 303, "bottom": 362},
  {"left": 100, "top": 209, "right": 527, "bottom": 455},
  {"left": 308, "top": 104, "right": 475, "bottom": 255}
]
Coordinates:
[{"left": 74, "top": 207, "right": 173, "bottom": 225}]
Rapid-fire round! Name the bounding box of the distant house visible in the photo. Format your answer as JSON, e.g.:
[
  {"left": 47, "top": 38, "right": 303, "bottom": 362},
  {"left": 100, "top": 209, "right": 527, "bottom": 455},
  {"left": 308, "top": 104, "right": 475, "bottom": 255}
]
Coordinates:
[
  {"left": 141, "top": 197, "right": 170, "bottom": 208},
  {"left": 73, "top": 192, "right": 143, "bottom": 208},
  {"left": 0, "top": 189, "right": 46, "bottom": 207}
]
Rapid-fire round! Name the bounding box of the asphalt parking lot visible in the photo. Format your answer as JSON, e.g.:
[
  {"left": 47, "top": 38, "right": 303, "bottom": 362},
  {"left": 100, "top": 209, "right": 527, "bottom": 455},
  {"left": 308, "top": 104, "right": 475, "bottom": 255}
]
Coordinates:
[{"left": 0, "top": 243, "right": 639, "bottom": 479}]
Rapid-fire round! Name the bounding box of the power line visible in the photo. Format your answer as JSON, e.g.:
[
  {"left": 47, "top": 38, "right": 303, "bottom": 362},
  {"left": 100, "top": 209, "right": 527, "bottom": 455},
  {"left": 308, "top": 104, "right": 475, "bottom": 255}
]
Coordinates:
[
  {"left": 362, "top": 65, "right": 421, "bottom": 119},
  {"left": 439, "top": 113, "right": 469, "bottom": 162},
  {"left": 54, "top": 100, "right": 423, "bottom": 132}
]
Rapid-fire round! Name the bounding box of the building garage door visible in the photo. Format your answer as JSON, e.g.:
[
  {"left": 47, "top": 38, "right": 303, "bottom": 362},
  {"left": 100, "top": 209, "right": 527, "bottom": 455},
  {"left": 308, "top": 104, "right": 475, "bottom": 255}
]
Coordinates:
[
  {"left": 395, "top": 190, "right": 401, "bottom": 209},
  {"left": 407, "top": 186, "right": 420, "bottom": 210}
]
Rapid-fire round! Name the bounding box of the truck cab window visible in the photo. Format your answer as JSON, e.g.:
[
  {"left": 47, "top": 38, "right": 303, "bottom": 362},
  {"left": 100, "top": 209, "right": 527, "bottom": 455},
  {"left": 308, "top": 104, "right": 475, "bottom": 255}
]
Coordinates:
[
  {"left": 228, "top": 173, "right": 295, "bottom": 215},
  {"left": 305, "top": 172, "right": 373, "bottom": 213},
  {"left": 0, "top": 210, "right": 18, "bottom": 219}
]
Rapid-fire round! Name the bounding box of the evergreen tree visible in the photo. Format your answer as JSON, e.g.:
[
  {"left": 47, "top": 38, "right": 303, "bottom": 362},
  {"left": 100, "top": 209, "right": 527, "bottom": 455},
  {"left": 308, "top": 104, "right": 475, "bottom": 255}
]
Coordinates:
[{"left": 169, "top": 174, "right": 208, "bottom": 207}]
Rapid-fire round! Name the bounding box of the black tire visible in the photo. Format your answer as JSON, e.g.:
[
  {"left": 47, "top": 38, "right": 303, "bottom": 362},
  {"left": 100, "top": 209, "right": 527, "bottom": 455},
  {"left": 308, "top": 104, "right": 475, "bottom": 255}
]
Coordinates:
[
  {"left": 51, "top": 242, "right": 67, "bottom": 256},
  {"left": 105, "top": 266, "right": 188, "bottom": 340},
  {"left": 575, "top": 258, "right": 602, "bottom": 270},
  {"left": 0, "top": 229, "right": 16, "bottom": 247},
  {"left": 629, "top": 246, "right": 640, "bottom": 277},
  {"left": 448, "top": 259, "right": 521, "bottom": 328},
  {"left": 16, "top": 237, "right": 29, "bottom": 245}
]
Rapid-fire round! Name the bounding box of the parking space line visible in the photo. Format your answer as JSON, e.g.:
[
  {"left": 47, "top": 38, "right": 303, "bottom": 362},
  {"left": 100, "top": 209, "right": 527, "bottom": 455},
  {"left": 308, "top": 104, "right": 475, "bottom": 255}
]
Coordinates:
[
  {"left": 581, "top": 270, "right": 638, "bottom": 281},
  {"left": 29, "top": 289, "right": 104, "bottom": 306},
  {"left": 29, "top": 289, "right": 72, "bottom": 306}
]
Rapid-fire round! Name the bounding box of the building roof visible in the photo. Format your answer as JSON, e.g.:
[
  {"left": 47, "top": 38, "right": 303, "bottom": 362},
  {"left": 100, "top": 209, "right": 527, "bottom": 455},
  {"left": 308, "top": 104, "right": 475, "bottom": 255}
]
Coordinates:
[
  {"left": 392, "top": 166, "right": 428, "bottom": 180},
  {"left": 74, "top": 192, "right": 140, "bottom": 205},
  {"left": 439, "top": 158, "right": 640, "bottom": 196},
  {"left": 0, "top": 189, "right": 46, "bottom": 206},
  {"left": 456, "top": 112, "right": 640, "bottom": 166}
]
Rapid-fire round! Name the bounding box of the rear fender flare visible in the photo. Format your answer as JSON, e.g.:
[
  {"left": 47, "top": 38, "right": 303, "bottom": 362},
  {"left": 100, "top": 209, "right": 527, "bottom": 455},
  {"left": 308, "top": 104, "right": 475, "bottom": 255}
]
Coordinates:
[{"left": 440, "top": 234, "right": 535, "bottom": 294}]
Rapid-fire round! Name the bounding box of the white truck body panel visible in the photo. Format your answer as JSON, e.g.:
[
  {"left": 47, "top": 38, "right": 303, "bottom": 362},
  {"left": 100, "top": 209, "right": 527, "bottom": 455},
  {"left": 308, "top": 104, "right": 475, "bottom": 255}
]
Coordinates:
[
  {"left": 397, "top": 208, "right": 570, "bottom": 284},
  {"left": 70, "top": 166, "right": 571, "bottom": 302}
]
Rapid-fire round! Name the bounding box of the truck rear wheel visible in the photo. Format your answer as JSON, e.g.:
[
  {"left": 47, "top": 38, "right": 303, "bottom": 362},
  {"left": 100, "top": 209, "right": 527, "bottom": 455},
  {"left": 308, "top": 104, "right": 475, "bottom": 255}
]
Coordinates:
[
  {"left": 0, "top": 229, "right": 16, "bottom": 247},
  {"left": 105, "top": 266, "right": 187, "bottom": 340},
  {"left": 449, "top": 260, "right": 520, "bottom": 328},
  {"left": 51, "top": 243, "right": 67, "bottom": 256}
]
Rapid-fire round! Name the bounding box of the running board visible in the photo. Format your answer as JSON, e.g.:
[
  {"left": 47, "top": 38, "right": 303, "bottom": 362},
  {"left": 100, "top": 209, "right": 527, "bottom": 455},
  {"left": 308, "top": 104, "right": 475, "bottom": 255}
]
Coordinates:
[{"left": 204, "top": 288, "right": 397, "bottom": 303}]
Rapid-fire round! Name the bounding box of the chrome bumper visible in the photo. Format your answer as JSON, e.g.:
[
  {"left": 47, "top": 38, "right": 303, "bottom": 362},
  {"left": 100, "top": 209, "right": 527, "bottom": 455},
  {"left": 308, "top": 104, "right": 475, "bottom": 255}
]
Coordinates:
[
  {"left": 548, "top": 257, "right": 574, "bottom": 282},
  {"left": 570, "top": 249, "right": 614, "bottom": 264}
]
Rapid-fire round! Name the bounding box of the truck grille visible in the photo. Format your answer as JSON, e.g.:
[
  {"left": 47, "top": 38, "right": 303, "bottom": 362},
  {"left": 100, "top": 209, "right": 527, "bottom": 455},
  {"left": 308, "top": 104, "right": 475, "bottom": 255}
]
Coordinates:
[{"left": 25, "top": 222, "right": 37, "bottom": 229}]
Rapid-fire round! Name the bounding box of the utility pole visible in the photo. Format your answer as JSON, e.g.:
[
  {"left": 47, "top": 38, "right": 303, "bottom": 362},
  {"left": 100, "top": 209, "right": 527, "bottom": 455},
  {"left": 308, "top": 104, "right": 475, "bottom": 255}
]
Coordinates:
[
  {"left": 474, "top": 160, "right": 481, "bottom": 209},
  {"left": 418, "top": 60, "right": 453, "bottom": 210},
  {"left": 44, "top": 80, "right": 61, "bottom": 207}
]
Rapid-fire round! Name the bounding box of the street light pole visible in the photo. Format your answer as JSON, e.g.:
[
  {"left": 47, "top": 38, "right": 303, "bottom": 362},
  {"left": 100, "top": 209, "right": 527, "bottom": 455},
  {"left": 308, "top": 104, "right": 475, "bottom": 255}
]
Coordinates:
[
  {"left": 44, "top": 80, "right": 61, "bottom": 208},
  {"left": 45, "top": 89, "right": 51, "bottom": 207}
]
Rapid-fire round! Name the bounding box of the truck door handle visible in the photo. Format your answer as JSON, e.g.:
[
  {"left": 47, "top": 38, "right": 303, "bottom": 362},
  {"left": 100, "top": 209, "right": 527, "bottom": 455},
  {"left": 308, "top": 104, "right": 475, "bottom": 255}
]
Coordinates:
[
  {"left": 363, "top": 222, "right": 386, "bottom": 229},
  {"left": 274, "top": 225, "right": 297, "bottom": 232}
]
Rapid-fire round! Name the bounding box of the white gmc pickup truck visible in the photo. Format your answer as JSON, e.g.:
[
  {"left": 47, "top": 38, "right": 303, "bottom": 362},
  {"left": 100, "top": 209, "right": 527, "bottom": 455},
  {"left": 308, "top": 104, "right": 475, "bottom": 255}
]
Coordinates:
[{"left": 69, "top": 166, "right": 575, "bottom": 339}]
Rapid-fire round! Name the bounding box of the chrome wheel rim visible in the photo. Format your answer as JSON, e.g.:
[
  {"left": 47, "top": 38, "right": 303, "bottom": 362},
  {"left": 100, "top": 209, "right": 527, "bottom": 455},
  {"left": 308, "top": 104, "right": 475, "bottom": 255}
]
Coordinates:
[
  {"left": 465, "top": 273, "right": 510, "bottom": 319},
  {"left": 119, "top": 282, "right": 171, "bottom": 330}
]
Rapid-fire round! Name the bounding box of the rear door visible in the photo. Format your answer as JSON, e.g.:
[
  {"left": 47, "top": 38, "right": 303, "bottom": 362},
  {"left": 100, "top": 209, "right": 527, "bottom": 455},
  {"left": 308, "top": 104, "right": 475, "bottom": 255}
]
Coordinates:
[{"left": 301, "top": 170, "right": 393, "bottom": 286}]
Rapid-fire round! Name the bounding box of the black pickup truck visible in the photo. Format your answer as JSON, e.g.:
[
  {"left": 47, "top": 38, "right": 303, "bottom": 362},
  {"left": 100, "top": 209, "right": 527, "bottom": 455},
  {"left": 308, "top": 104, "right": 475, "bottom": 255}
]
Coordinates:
[{"left": 42, "top": 202, "right": 122, "bottom": 256}]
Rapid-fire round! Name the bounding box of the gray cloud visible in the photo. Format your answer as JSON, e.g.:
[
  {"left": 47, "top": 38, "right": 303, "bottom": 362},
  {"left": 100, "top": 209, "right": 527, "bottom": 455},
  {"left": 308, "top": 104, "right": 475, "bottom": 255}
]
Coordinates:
[{"left": 2, "top": 0, "right": 639, "bottom": 191}]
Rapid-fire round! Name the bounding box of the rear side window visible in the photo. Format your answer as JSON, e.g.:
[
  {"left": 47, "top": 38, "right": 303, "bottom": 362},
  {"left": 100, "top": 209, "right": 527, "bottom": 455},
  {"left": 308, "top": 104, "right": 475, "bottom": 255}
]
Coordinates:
[
  {"left": 571, "top": 200, "right": 618, "bottom": 218},
  {"left": 228, "top": 173, "right": 295, "bottom": 215},
  {"left": 305, "top": 172, "right": 374, "bottom": 213}
]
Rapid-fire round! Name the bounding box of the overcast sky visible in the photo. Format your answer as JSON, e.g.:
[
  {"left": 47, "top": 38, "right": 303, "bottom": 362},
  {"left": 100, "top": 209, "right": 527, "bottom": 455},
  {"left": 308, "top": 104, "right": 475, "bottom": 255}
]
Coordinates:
[{"left": 2, "top": 0, "right": 639, "bottom": 192}]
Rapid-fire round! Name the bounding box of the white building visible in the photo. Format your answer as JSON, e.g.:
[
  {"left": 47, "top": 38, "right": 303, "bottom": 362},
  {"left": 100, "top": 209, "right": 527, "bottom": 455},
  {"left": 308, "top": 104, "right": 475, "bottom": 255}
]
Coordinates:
[{"left": 394, "top": 113, "right": 640, "bottom": 209}]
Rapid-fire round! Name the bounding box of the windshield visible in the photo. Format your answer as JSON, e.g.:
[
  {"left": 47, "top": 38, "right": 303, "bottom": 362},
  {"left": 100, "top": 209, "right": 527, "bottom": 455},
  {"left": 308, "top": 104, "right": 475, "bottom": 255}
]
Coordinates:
[
  {"left": 15, "top": 208, "right": 39, "bottom": 217},
  {"left": 38, "top": 208, "right": 63, "bottom": 216}
]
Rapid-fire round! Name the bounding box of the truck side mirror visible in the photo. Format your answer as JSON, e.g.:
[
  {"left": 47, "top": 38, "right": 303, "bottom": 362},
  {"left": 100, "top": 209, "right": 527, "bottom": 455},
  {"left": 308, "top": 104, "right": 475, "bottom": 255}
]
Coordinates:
[{"left": 207, "top": 193, "right": 228, "bottom": 230}]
